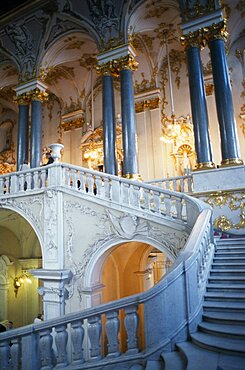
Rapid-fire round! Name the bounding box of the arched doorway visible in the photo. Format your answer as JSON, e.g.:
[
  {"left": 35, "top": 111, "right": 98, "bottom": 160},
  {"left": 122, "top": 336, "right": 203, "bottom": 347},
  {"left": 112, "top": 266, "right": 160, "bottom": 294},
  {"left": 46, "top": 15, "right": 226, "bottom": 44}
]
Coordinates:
[
  {"left": 0, "top": 209, "right": 42, "bottom": 328},
  {"left": 87, "top": 240, "right": 173, "bottom": 354},
  {"left": 101, "top": 241, "right": 172, "bottom": 304}
]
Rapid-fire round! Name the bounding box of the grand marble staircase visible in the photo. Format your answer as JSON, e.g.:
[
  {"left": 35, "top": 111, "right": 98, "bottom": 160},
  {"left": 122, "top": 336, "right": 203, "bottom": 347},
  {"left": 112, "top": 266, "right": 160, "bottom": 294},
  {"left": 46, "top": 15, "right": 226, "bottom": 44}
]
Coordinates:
[{"left": 162, "top": 237, "right": 245, "bottom": 370}]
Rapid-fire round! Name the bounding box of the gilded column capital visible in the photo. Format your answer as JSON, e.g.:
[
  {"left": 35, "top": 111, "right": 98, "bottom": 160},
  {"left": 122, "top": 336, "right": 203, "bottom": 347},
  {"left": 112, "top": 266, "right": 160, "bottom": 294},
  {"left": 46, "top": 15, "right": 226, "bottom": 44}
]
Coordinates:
[
  {"left": 97, "top": 54, "right": 138, "bottom": 77},
  {"left": 96, "top": 60, "right": 117, "bottom": 77},
  {"left": 180, "top": 29, "right": 205, "bottom": 50},
  {"left": 14, "top": 93, "right": 31, "bottom": 105},
  {"left": 29, "top": 88, "right": 49, "bottom": 102},
  {"left": 115, "top": 54, "right": 138, "bottom": 72},
  {"left": 204, "top": 20, "right": 228, "bottom": 43}
]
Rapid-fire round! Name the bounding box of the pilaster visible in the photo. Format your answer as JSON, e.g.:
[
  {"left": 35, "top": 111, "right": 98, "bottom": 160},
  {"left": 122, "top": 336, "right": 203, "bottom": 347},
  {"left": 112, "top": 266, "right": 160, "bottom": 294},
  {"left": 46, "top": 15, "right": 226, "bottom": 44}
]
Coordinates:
[{"left": 30, "top": 269, "right": 73, "bottom": 319}]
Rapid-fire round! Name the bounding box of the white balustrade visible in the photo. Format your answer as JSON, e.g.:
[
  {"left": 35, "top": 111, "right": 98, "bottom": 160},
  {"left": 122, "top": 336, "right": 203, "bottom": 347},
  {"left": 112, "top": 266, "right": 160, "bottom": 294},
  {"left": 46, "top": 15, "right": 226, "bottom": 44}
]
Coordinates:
[
  {"left": 146, "top": 175, "right": 193, "bottom": 194},
  {"left": 0, "top": 164, "right": 213, "bottom": 370}
]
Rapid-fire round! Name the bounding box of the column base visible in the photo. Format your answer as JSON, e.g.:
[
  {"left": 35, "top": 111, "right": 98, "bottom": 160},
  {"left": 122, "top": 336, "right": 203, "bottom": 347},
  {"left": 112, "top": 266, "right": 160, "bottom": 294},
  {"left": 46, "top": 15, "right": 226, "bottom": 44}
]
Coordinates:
[
  {"left": 194, "top": 162, "right": 216, "bottom": 171},
  {"left": 123, "top": 173, "right": 142, "bottom": 181},
  {"left": 221, "top": 158, "right": 244, "bottom": 167}
]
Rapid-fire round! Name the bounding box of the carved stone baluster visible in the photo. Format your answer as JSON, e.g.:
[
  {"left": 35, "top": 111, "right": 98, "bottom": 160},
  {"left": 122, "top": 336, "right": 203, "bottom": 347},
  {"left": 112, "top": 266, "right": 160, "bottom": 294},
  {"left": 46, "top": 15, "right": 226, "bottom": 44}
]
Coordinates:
[
  {"left": 39, "top": 328, "right": 54, "bottom": 369},
  {"left": 87, "top": 173, "right": 94, "bottom": 194},
  {"left": 179, "top": 178, "right": 184, "bottom": 192},
  {"left": 175, "top": 197, "right": 182, "bottom": 220},
  {"left": 18, "top": 173, "right": 24, "bottom": 191},
  {"left": 71, "top": 320, "right": 84, "bottom": 365},
  {"left": 187, "top": 176, "right": 192, "bottom": 193},
  {"left": 78, "top": 170, "right": 85, "bottom": 191},
  {"left": 164, "top": 194, "right": 171, "bottom": 216},
  {"left": 26, "top": 172, "right": 32, "bottom": 190},
  {"left": 166, "top": 180, "right": 170, "bottom": 190},
  {"left": 0, "top": 340, "right": 10, "bottom": 370},
  {"left": 87, "top": 315, "right": 102, "bottom": 360},
  {"left": 95, "top": 175, "right": 103, "bottom": 196},
  {"left": 105, "top": 310, "right": 120, "bottom": 358},
  {"left": 153, "top": 190, "right": 160, "bottom": 213},
  {"left": 103, "top": 177, "right": 110, "bottom": 199},
  {"left": 124, "top": 305, "right": 139, "bottom": 355},
  {"left": 41, "top": 169, "right": 47, "bottom": 189},
  {"left": 122, "top": 182, "right": 130, "bottom": 205},
  {"left": 9, "top": 337, "right": 20, "bottom": 370},
  {"left": 111, "top": 178, "right": 120, "bottom": 203},
  {"left": 64, "top": 168, "right": 70, "bottom": 187},
  {"left": 142, "top": 188, "right": 150, "bottom": 210},
  {"left": 0, "top": 177, "right": 4, "bottom": 195},
  {"left": 173, "top": 179, "right": 177, "bottom": 191},
  {"left": 33, "top": 170, "right": 39, "bottom": 189},
  {"left": 5, "top": 177, "right": 10, "bottom": 193},
  {"left": 55, "top": 324, "right": 68, "bottom": 368},
  {"left": 10, "top": 174, "right": 17, "bottom": 193},
  {"left": 71, "top": 169, "right": 77, "bottom": 189},
  {"left": 132, "top": 185, "right": 140, "bottom": 208}
]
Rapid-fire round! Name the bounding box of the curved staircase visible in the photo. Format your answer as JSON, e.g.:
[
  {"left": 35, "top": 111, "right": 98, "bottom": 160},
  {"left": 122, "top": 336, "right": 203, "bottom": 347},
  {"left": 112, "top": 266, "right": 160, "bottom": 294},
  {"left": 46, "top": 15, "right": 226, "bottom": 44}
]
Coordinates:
[{"left": 162, "top": 237, "right": 245, "bottom": 370}]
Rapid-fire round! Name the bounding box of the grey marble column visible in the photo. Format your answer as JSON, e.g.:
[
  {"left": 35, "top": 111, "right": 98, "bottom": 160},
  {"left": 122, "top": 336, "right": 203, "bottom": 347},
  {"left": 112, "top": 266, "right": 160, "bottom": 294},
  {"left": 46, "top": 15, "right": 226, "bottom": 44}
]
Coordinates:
[
  {"left": 17, "top": 102, "right": 29, "bottom": 170},
  {"left": 102, "top": 74, "right": 117, "bottom": 175},
  {"left": 120, "top": 68, "right": 138, "bottom": 178},
  {"left": 30, "top": 99, "right": 43, "bottom": 168},
  {"left": 186, "top": 43, "right": 214, "bottom": 169},
  {"left": 208, "top": 31, "right": 243, "bottom": 166}
]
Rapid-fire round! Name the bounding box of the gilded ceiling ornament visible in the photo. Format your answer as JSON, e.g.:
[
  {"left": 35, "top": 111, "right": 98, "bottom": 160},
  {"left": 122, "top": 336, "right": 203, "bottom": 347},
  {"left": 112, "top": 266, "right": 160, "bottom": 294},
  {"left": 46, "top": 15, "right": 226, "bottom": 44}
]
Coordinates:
[
  {"left": 236, "top": 0, "right": 245, "bottom": 17},
  {"left": 60, "top": 118, "right": 84, "bottom": 132},
  {"left": 134, "top": 72, "right": 156, "bottom": 94},
  {"left": 180, "top": 0, "right": 220, "bottom": 22},
  {"left": 0, "top": 87, "right": 15, "bottom": 103},
  {"left": 131, "top": 35, "right": 144, "bottom": 53},
  {"left": 214, "top": 215, "right": 233, "bottom": 231},
  {"left": 87, "top": 0, "right": 119, "bottom": 45},
  {"left": 135, "top": 97, "right": 160, "bottom": 113},
  {"left": 64, "top": 36, "right": 85, "bottom": 50},
  {"left": 144, "top": 2, "right": 169, "bottom": 19},
  {"left": 42, "top": 66, "right": 75, "bottom": 85},
  {"left": 205, "top": 83, "right": 214, "bottom": 96},
  {"left": 154, "top": 23, "right": 177, "bottom": 46},
  {"left": 203, "top": 60, "right": 213, "bottom": 76},
  {"left": 79, "top": 54, "right": 97, "bottom": 70}
]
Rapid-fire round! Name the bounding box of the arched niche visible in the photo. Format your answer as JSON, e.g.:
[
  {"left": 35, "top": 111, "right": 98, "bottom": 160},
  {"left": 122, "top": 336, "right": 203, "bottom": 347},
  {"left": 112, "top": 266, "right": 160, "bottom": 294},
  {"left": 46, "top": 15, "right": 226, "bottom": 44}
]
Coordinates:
[{"left": 0, "top": 209, "right": 42, "bottom": 328}]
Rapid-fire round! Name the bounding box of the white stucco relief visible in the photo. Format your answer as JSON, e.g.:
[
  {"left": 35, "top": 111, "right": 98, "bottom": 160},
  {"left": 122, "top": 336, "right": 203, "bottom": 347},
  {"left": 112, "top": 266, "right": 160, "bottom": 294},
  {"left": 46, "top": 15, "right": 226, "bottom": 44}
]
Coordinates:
[
  {"left": 0, "top": 196, "right": 43, "bottom": 240},
  {"left": 64, "top": 201, "right": 188, "bottom": 302}
]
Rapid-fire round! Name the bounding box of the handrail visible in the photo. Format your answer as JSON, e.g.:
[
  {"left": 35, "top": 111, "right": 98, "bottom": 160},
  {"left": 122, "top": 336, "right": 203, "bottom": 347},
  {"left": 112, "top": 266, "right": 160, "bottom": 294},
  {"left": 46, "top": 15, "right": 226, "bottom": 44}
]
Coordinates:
[
  {"left": 0, "top": 211, "right": 213, "bottom": 369},
  {"left": 0, "top": 164, "right": 213, "bottom": 369},
  {"left": 0, "top": 163, "right": 206, "bottom": 229},
  {"left": 145, "top": 174, "right": 193, "bottom": 193}
]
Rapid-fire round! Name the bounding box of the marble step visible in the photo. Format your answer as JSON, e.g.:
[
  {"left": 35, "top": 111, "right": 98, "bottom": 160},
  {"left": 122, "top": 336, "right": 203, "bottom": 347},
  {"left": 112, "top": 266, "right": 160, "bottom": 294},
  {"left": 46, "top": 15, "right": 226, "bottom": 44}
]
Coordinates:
[
  {"left": 203, "top": 300, "right": 245, "bottom": 313},
  {"left": 206, "top": 283, "right": 245, "bottom": 292},
  {"left": 191, "top": 331, "right": 245, "bottom": 355},
  {"left": 210, "top": 269, "right": 245, "bottom": 276},
  {"left": 176, "top": 341, "right": 220, "bottom": 370},
  {"left": 212, "top": 262, "right": 245, "bottom": 269},
  {"left": 198, "top": 321, "right": 245, "bottom": 339},
  {"left": 213, "top": 257, "right": 245, "bottom": 263},
  {"left": 204, "top": 291, "right": 245, "bottom": 302},
  {"left": 208, "top": 276, "right": 245, "bottom": 284},
  {"left": 203, "top": 311, "right": 245, "bottom": 325},
  {"left": 214, "top": 250, "right": 245, "bottom": 257},
  {"left": 161, "top": 350, "right": 186, "bottom": 370}
]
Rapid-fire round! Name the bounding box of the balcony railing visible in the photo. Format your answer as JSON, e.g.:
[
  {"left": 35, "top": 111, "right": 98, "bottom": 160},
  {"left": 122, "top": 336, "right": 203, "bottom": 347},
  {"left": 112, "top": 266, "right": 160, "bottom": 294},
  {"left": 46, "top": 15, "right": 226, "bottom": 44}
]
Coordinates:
[
  {"left": 0, "top": 163, "right": 203, "bottom": 230},
  {"left": 0, "top": 207, "right": 213, "bottom": 370}
]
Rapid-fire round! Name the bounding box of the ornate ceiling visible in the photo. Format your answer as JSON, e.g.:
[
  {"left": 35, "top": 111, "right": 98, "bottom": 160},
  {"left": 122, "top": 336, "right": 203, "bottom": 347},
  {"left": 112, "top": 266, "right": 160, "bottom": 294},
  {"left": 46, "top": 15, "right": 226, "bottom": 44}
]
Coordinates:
[{"left": 0, "top": 0, "right": 244, "bottom": 123}]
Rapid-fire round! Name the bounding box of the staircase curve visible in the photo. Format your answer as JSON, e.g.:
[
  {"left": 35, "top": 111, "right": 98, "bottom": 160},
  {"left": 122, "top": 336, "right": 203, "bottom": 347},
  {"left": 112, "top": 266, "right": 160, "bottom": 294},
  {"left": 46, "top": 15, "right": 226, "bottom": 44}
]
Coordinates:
[{"left": 0, "top": 164, "right": 221, "bottom": 369}]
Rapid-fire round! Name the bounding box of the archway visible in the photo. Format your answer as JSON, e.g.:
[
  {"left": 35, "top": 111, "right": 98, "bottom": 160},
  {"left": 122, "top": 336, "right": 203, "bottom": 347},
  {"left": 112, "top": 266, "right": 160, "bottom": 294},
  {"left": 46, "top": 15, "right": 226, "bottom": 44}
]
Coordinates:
[
  {"left": 86, "top": 239, "right": 173, "bottom": 354},
  {"left": 0, "top": 208, "right": 42, "bottom": 328}
]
